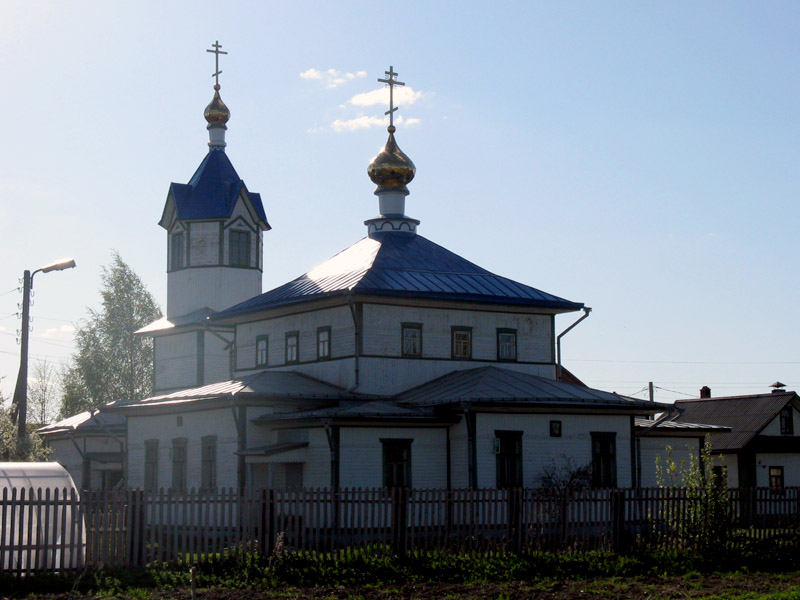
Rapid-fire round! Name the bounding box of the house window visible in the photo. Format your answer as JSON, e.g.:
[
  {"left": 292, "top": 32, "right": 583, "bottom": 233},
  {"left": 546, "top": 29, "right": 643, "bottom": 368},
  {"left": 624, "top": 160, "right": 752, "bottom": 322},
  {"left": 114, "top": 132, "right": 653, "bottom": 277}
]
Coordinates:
[
  {"left": 381, "top": 438, "right": 412, "bottom": 488},
  {"left": 229, "top": 230, "right": 250, "bottom": 267},
  {"left": 452, "top": 327, "right": 472, "bottom": 359},
  {"left": 591, "top": 432, "right": 617, "bottom": 488},
  {"left": 170, "top": 232, "right": 184, "bottom": 270},
  {"left": 201, "top": 436, "right": 217, "bottom": 491},
  {"left": 712, "top": 466, "right": 727, "bottom": 488},
  {"left": 171, "top": 438, "right": 187, "bottom": 491},
  {"left": 285, "top": 331, "right": 299, "bottom": 364},
  {"left": 780, "top": 406, "right": 794, "bottom": 435},
  {"left": 144, "top": 440, "right": 158, "bottom": 492},
  {"left": 317, "top": 327, "right": 331, "bottom": 360},
  {"left": 769, "top": 466, "right": 784, "bottom": 491},
  {"left": 550, "top": 420, "right": 562, "bottom": 437},
  {"left": 495, "top": 430, "right": 523, "bottom": 489},
  {"left": 285, "top": 463, "right": 303, "bottom": 489},
  {"left": 402, "top": 323, "right": 422, "bottom": 357},
  {"left": 256, "top": 335, "right": 268, "bottom": 368},
  {"left": 497, "top": 329, "right": 517, "bottom": 361}
]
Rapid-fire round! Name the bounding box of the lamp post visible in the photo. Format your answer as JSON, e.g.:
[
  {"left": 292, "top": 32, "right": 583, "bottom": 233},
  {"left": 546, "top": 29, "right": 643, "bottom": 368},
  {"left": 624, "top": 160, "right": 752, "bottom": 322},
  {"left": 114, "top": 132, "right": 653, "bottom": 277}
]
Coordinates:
[{"left": 11, "top": 258, "right": 76, "bottom": 442}]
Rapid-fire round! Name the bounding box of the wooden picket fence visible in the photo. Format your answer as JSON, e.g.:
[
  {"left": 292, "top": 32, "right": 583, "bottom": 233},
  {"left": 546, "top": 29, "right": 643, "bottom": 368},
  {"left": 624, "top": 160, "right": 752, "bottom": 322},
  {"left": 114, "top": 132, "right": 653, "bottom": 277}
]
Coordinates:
[{"left": 2, "top": 486, "right": 800, "bottom": 575}]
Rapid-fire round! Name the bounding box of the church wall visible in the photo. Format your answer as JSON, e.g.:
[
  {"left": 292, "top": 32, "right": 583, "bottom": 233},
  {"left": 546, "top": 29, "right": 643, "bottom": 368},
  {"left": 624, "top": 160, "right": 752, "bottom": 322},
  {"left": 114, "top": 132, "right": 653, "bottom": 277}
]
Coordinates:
[
  {"left": 46, "top": 436, "right": 121, "bottom": 490},
  {"left": 203, "top": 331, "right": 232, "bottom": 385},
  {"left": 638, "top": 437, "right": 700, "bottom": 487},
  {"left": 361, "top": 304, "right": 553, "bottom": 363},
  {"left": 235, "top": 306, "right": 355, "bottom": 370},
  {"left": 154, "top": 332, "right": 198, "bottom": 393},
  {"left": 188, "top": 222, "right": 220, "bottom": 266},
  {"left": 126, "top": 408, "right": 238, "bottom": 490},
  {"left": 338, "top": 427, "right": 447, "bottom": 489},
  {"left": 475, "top": 413, "right": 633, "bottom": 488},
  {"left": 167, "top": 267, "right": 262, "bottom": 317},
  {"left": 227, "top": 197, "right": 263, "bottom": 271}
]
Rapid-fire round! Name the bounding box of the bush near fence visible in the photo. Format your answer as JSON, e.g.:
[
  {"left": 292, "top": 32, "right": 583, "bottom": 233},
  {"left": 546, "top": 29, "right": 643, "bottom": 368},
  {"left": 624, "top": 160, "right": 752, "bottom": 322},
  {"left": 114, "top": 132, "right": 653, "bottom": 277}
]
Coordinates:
[{"left": 2, "top": 486, "right": 799, "bottom": 575}]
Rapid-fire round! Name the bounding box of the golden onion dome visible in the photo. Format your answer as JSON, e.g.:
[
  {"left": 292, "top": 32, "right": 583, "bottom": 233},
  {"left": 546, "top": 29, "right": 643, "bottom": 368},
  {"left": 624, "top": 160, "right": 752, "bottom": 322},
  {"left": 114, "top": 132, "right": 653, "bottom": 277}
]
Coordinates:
[
  {"left": 367, "top": 126, "right": 416, "bottom": 192},
  {"left": 204, "top": 84, "right": 230, "bottom": 126}
]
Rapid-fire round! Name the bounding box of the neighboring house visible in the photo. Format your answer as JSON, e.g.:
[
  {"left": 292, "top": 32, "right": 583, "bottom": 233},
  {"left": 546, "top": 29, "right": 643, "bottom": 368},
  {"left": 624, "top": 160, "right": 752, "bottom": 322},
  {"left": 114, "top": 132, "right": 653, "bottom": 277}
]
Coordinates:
[
  {"left": 37, "top": 411, "right": 126, "bottom": 490},
  {"left": 671, "top": 385, "right": 800, "bottom": 488}
]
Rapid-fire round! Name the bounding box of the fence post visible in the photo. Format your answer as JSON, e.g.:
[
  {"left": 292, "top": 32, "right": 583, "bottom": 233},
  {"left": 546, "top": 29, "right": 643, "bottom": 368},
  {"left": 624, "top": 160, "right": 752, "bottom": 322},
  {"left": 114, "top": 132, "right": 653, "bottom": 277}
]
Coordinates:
[
  {"left": 507, "top": 487, "right": 522, "bottom": 554},
  {"left": 391, "top": 487, "right": 408, "bottom": 558},
  {"left": 611, "top": 489, "right": 626, "bottom": 553},
  {"left": 560, "top": 488, "right": 569, "bottom": 546}
]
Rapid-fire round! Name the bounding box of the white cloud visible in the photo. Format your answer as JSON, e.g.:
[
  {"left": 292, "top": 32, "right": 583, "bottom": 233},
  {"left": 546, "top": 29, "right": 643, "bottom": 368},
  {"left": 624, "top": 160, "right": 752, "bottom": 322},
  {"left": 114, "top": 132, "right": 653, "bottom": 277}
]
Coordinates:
[
  {"left": 348, "top": 86, "right": 423, "bottom": 108},
  {"left": 300, "top": 68, "right": 367, "bottom": 89},
  {"left": 39, "top": 324, "right": 75, "bottom": 339},
  {"left": 330, "top": 115, "right": 421, "bottom": 133}
]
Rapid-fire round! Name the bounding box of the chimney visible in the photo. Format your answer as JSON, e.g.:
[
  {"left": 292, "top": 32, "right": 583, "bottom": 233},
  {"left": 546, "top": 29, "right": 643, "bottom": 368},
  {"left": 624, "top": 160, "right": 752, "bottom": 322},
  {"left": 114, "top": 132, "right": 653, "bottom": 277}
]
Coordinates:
[
  {"left": 770, "top": 381, "right": 786, "bottom": 394},
  {"left": 700, "top": 386, "right": 711, "bottom": 399}
]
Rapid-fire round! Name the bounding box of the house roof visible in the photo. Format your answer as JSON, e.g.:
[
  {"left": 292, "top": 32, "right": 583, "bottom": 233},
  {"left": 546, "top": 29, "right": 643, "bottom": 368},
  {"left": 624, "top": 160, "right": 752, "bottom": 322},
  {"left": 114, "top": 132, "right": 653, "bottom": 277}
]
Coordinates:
[
  {"left": 162, "top": 150, "right": 269, "bottom": 227},
  {"left": 396, "top": 366, "right": 666, "bottom": 411},
  {"left": 38, "top": 410, "right": 126, "bottom": 436},
  {"left": 252, "top": 400, "right": 450, "bottom": 425},
  {"left": 212, "top": 232, "right": 583, "bottom": 320},
  {"left": 108, "top": 371, "right": 357, "bottom": 411},
  {"left": 673, "top": 391, "right": 797, "bottom": 451},
  {"left": 135, "top": 307, "right": 218, "bottom": 335},
  {"left": 634, "top": 417, "right": 730, "bottom": 434}
]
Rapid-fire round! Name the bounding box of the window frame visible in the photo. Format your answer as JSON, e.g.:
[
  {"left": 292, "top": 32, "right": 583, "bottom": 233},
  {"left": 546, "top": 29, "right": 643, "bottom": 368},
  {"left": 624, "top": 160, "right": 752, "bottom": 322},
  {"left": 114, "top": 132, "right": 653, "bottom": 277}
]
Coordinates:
[
  {"left": 590, "top": 432, "right": 617, "bottom": 488},
  {"left": 549, "top": 420, "right": 562, "bottom": 438},
  {"left": 171, "top": 437, "right": 187, "bottom": 492},
  {"left": 401, "top": 322, "right": 423, "bottom": 358},
  {"left": 769, "top": 465, "right": 785, "bottom": 492},
  {"left": 285, "top": 331, "right": 299, "bottom": 364},
  {"left": 144, "top": 439, "right": 159, "bottom": 492},
  {"left": 381, "top": 438, "right": 413, "bottom": 488},
  {"left": 495, "top": 430, "right": 523, "bottom": 489},
  {"left": 229, "top": 229, "right": 251, "bottom": 267},
  {"left": 780, "top": 406, "right": 794, "bottom": 435},
  {"left": 496, "top": 328, "right": 517, "bottom": 362},
  {"left": 255, "top": 335, "right": 269, "bottom": 368},
  {"left": 451, "top": 326, "right": 473, "bottom": 360},
  {"left": 317, "top": 326, "right": 331, "bottom": 361},
  {"left": 201, "top": 435, "right": 217, "bottom": 492},
  {"left": 170, "top": 232, "right": 184, "bottom": 270}
]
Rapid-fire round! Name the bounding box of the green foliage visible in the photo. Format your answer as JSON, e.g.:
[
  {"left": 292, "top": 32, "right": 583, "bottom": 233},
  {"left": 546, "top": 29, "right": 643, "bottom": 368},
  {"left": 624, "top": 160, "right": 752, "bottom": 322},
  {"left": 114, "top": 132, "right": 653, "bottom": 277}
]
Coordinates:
[
  {"left": 655, "top": 436, "right": 732, "bottom": 552},
  {"left": 59, "top": 251, "right": 162, "bottom": 417},
  {"left": 0, "top": 404, "right": 50, "bottom": 461}
]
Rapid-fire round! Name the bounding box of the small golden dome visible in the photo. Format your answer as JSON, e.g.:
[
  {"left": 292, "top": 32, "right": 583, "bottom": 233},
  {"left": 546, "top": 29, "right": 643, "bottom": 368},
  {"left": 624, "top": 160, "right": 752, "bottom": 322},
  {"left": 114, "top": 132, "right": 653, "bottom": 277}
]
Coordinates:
[
  {"left": 204, "top": 84, "right": 230, "bottom": 126},
  {"left": 367, "top": 128, "right": 416, "bottom": 192}
]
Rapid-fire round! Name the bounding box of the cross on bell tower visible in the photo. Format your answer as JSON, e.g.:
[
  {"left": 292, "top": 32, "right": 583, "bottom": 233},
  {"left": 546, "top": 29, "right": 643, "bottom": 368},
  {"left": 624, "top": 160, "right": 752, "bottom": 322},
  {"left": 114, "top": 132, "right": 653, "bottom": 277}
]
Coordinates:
[{"left": 377, "top": 66, "right": 405, "bottom": 132}]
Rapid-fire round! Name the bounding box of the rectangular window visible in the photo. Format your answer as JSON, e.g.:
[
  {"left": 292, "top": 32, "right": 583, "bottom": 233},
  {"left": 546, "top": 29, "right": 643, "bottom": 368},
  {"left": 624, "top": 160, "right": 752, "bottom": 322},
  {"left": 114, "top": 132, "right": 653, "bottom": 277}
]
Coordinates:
[
  {"left": 171, "top": 232, "right": 184, "bottom": 270},
  {"left": 255, "top": 335, "right": 268, "bottom": 368},
  {"left": 452, "top": 327, "right": 472, "bottom": 359},
  {"left": 780, "top": 406, "right": 794, "bottom": 435},
  {"left": 497, "top": 328, "right": 517, "bottom": 361},
  {"left": 317, "top": 327, "right": 331, "bottom": 360},
  {"left": 402, "top": 323, "right": 422, "bottom": 357},
  {"left": 144, "top": 440, "right": 158, "bottom": 492},
  {"left": 591, "top": 432, "right": 617, "bottom": 488},
  {"left": 769, "top": 466, "right": 784, "bottom": 491},
  {"left": 381, "top": 438, "right": 412, "bottom": 488},
  {"left": 171, "top": 438, "right": 187, "bottom": 491},
  {"left": 201, "top": 436, "right": 217, "bottom": 491},
  {"left": 550, "top": 420, "right": 562, "bottom": 437},
  {"left": 229, "top": 230, "right": 250, "bottom": 267},
  {"left": 285, "top": 331, "right": 299, "bottom": 364},
  {"left": 285, "top": 463, "right": 304, "bottom": 489},
  {"left": 495, "top": 430, "right": 523, "bottom": 489}
]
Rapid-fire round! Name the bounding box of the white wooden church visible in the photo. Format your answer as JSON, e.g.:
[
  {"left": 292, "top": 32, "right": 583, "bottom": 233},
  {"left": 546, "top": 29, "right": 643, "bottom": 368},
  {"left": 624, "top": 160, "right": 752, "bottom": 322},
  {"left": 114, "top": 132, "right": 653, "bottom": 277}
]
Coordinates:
[{"left": 45, "top": 57, "right": 715, "bottom": 492}]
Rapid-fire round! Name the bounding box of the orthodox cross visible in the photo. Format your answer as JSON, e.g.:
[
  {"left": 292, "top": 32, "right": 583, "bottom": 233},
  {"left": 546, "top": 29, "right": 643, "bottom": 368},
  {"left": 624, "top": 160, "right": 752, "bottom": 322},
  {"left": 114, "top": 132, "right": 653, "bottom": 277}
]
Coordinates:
[
  {"left": 207, "top": 41, "right": 228, "bottom": 87},
  {"left": 378, "top": 66, "right": 405, "bottom": 129}
]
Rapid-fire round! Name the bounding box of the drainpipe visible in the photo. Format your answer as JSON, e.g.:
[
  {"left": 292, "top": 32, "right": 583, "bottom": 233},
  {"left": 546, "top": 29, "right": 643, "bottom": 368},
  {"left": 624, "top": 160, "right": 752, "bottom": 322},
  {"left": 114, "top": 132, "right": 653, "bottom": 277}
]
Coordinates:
[
  {"left": 346, "top": 293, "right": 360, "bottom": 391},
  {"left": 556, "top": 307, "right": 592, "bottom": 380}
]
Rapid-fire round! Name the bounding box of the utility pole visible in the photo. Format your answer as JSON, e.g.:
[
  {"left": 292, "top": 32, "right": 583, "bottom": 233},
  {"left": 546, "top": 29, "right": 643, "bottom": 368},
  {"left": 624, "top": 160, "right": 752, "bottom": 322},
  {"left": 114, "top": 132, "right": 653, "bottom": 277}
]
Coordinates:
[{"left": 11, "top": 270, "right": 32, "bottom": 441}]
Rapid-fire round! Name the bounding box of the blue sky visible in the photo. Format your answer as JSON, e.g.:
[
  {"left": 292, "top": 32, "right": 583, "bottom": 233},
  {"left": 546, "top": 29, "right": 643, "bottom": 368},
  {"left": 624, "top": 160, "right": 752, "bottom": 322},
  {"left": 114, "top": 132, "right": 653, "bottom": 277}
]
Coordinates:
[{"left": 1, "top": 1, "right": 798, "bottom": 406}]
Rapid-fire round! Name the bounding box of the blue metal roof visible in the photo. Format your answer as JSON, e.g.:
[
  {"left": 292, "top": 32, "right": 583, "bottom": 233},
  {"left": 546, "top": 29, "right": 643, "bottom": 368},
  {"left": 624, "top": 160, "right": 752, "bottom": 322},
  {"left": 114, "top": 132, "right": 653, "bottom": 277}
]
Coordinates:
[
  {"left": 164, "top": 150, "right": 269, "bottom": 226},
  {"left": 213, "top": 231, "right": 583, "bottom": 319}
]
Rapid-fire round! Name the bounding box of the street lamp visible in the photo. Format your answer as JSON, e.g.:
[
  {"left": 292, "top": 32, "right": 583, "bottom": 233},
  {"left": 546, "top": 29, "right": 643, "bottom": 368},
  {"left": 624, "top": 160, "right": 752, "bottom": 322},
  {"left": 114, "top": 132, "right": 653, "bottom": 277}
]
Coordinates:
[{"left": 11, "top": 258, "right": 76, "bottom": 442}]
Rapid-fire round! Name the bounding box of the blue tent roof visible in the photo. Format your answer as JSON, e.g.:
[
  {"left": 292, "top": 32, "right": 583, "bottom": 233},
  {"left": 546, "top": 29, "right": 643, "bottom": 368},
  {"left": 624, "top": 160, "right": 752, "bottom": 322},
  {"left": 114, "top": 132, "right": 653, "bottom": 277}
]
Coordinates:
[
  {"left": 164, "top": 151, "right": 269, "bottom": 226},
  {"left": 213, "top": 231, "right": 583, "bottom": 319}
]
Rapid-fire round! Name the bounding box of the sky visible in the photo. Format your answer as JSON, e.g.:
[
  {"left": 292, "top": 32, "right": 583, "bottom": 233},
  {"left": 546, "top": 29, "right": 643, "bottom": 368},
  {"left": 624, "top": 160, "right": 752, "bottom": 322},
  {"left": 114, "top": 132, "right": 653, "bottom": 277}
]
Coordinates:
[{"left": 0, "top": 1, "right": 798, "bottom": 408}]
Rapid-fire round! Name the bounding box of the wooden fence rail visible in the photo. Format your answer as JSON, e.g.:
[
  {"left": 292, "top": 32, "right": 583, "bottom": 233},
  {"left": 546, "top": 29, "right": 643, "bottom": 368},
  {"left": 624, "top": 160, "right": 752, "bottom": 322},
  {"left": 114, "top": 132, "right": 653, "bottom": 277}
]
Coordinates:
[{"left": 2, "top": 486, "right": 799, "bottom": 574}]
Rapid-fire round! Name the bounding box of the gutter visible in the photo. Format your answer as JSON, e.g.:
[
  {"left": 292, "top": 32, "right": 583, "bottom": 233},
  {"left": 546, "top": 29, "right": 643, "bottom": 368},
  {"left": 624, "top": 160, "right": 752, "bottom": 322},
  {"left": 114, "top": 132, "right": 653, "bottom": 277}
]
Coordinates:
[
  {"left": 346, "top": 292, "right": 360, "bottom": 392},
  {"left": 556, "top": 307, "right": 591, "bottom": 380}
]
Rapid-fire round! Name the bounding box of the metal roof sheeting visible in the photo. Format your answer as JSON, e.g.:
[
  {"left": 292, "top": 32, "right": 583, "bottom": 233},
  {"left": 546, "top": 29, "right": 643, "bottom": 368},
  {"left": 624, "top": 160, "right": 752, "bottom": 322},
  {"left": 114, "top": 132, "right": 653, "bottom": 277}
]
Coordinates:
[
  {"left": 397, "top": 366, "right": 663, "bottom": 409},
  {"left": 633, "top": 418, "right": 729, "bottom": 431},
  {"left": 38, "top": 410, "right": 126, "bottom": 435},
  {"left": 214, "top": 232, "right": 583, "bottom": 319},
  {"left": 673, "top": 392, "right": 797, "bottom": 451}
]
